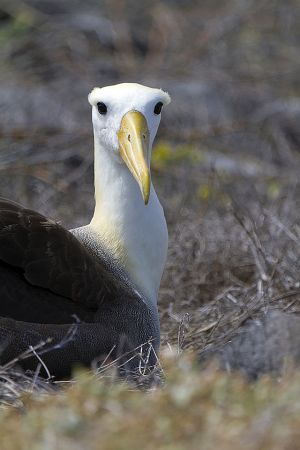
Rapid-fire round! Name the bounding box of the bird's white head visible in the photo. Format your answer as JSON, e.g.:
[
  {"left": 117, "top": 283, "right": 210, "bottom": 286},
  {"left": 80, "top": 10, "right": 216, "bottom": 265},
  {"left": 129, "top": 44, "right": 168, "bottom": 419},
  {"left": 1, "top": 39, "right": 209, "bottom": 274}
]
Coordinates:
[
  {"left": 88, "top": 82, "right": 170, "bottom": 204},
  {"left": 85, "top": 83, "right": 171, "bottom": 305}
]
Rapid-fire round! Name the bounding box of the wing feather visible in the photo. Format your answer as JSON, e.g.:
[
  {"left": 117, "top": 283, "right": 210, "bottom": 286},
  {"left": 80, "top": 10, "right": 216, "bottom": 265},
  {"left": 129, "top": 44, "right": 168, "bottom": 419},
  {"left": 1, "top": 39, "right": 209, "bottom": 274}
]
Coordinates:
[{"left": 0, "top": 197, "right": 121, "bottom": 310}]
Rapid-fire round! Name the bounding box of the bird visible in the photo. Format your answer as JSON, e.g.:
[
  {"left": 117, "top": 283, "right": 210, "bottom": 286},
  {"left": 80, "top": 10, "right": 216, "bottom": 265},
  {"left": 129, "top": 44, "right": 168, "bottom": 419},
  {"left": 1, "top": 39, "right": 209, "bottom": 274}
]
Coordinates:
[{"left": 0, "top": 83, "right": 171, "bottom": 378}]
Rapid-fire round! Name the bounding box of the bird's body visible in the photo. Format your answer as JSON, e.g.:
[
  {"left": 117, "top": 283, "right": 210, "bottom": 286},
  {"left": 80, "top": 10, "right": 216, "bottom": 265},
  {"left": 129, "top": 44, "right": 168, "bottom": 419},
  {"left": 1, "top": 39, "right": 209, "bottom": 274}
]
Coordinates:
[{"left": 0, "top": 83, "right": 170, "bottom": 378}]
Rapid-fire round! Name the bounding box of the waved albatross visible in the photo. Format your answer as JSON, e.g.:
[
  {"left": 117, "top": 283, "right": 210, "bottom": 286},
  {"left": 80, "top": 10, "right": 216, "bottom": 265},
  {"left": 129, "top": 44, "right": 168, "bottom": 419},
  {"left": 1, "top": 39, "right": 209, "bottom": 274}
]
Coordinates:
[{"left": 0, "top": 83, "right": 171, "bottom": 378}]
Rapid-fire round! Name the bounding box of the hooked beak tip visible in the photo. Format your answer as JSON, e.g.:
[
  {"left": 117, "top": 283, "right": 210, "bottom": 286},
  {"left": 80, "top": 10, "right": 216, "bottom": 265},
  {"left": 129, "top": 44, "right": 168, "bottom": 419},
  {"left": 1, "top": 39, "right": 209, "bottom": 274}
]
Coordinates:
[
  {"left": 143, "top": 192, "right": 150, "bottom": 205},
  {"left": 141, "top": 172, "right": 151, "bottom": 205}
]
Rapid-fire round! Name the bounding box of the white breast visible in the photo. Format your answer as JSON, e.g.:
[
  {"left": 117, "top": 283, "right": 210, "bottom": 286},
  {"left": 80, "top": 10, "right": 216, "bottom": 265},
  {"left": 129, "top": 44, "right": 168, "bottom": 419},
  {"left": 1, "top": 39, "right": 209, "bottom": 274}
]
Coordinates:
[
  {"left": 90, "top": 176, "right": 168, "bottom": 305},
  {"left": 119, "top": 185, "right": 168, "bottom": 303}
]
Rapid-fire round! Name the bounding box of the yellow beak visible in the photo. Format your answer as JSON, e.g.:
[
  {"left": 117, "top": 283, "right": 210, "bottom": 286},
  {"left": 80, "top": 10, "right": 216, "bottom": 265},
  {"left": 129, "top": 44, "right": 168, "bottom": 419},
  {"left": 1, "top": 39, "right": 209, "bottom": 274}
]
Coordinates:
[{"left": 118, "top": 110, "right": 151, "bottom": 205}]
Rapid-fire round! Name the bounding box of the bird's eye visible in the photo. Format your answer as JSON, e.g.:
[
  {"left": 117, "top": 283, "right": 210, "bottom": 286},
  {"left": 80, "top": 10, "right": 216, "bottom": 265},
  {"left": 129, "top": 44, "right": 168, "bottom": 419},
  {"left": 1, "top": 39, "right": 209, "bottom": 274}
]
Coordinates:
[
  {"left": 97, "top": 102, "right": 107, "bottom": 115},
  {"left": 154, "top": 102, "right": 163, "bottom": 115}
]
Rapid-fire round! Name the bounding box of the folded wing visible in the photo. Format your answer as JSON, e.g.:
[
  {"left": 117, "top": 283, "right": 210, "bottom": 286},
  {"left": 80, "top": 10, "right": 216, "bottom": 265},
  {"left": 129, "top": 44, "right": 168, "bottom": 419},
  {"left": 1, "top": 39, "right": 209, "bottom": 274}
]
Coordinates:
[{"left": 0, "top": 197, "right": 123, "bottom": 323}]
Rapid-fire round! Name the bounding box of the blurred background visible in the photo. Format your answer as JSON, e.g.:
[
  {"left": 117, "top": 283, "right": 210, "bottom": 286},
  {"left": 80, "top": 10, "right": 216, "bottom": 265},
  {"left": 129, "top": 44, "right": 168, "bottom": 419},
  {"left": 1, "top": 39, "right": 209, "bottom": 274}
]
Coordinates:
[{"left": 0, "top": 0, "right": 300, "bottom": 351}]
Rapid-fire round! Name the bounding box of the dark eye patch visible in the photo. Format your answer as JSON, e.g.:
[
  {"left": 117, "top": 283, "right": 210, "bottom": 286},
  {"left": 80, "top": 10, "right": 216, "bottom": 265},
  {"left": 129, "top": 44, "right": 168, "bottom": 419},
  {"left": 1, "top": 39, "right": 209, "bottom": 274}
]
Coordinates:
[
  {"left": 154, "top": 102, "right": 163, "bottom": 115},
  {"left": 97, "top": 102, "right": 107, "bottom": 115}
]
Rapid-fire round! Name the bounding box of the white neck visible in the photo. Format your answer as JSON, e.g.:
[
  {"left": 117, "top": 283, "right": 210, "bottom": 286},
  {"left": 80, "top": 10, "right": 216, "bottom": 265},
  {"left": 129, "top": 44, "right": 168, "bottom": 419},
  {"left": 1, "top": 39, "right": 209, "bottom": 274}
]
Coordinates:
[{"left": 89, "top": 134, "right": 168, "bottom": 306}]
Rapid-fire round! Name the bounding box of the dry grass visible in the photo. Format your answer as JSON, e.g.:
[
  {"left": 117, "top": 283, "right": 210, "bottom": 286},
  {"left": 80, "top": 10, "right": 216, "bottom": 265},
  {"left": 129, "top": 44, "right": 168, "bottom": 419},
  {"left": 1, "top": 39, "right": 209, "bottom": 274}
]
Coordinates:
[
  {"left": 2, "top": 354, "right": 300, "bottom": 450},
  {"left": 159, "top": 179, "right": 300, "bottom": 353}
]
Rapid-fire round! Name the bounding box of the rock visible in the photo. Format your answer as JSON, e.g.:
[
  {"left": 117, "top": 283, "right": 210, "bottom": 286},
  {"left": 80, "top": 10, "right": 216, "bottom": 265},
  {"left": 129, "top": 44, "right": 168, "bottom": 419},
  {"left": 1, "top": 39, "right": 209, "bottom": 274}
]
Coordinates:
[{"left": 200, "top": 310, "right": 300, "bottom": 379}]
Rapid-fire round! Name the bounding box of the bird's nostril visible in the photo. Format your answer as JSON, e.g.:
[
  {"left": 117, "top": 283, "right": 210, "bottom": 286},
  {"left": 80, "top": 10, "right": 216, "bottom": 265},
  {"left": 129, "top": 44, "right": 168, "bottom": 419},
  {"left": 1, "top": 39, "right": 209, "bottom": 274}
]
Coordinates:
[
  {"left": 142, "top": 134, "right": 146, "bottom": 140},
  {"left": 128, "top": 134, "right": 131, "bottom": 142}
]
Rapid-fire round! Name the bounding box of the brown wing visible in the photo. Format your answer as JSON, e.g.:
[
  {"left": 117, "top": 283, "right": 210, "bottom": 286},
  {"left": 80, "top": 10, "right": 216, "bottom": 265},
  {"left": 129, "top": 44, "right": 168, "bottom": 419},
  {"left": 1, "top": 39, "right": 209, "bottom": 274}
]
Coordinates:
[{"left": 0, "top": 197, "right": 126, "bottom": 323}]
